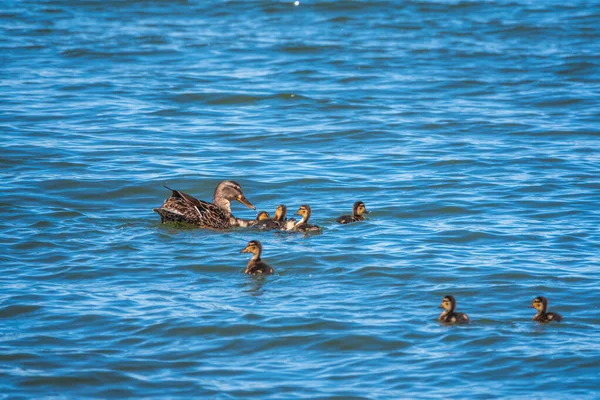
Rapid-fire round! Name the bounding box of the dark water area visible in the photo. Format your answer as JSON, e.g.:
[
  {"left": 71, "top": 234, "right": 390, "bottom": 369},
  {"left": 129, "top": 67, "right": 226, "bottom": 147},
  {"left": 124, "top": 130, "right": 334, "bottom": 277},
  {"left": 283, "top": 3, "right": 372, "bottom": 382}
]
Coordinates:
[{"left": 1, "top": 0, "right": 599, "bottom": 398}]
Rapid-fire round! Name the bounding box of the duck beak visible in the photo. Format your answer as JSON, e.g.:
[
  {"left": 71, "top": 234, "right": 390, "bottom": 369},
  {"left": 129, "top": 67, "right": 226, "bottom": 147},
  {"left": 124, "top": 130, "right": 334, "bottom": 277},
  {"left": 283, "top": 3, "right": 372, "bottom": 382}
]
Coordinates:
[
  {"left": 438, "top": 304, "right": 444, "bottom": 309},
  {"left": 236, "top": 195, "right": 256, "bottom": 210},
  {"left": 364, "top": 209, "right": 370, "bottom": 214},
  {"left": 240, "top": 247, "right": 249, "bottom": 253}
]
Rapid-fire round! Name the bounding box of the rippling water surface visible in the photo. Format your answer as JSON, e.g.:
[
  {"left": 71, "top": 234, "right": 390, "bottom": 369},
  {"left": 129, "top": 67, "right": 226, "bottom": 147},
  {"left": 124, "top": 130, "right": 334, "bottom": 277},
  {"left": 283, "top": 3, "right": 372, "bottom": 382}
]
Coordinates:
[{"left": 1, "top": 0, "right": 600, "bottom": 398}]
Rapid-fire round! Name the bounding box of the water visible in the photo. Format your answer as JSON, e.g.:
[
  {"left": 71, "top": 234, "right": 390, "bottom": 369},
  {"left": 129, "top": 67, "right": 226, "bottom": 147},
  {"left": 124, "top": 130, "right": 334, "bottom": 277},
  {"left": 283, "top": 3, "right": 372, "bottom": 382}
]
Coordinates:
[{"left": 1, "top": 0, "right": 600, "bottom": 398}]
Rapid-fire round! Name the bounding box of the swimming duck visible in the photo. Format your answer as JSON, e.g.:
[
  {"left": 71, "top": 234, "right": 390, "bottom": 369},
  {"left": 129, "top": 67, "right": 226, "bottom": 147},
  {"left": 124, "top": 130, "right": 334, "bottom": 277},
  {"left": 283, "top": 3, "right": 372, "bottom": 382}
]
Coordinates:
[
  {"left": 153, "top": 180, "right": 256, "bottom": 229},
  {"left": 240, "top": 240, "right": 274, "bottom": 275},
  {"left": 273, "top": 204, "right": 288, "bottom": 224},
  {"left": 256, "top": 211, "right": 271, "bottom": 221},
  {"left": 256, "top": 205, "right": 290, "bottom": 230},
  {"left": 531, "top": 296, "right": 563, "bottom": 323},
  {"left": 336, "top": 201, "right": 369, "bottom": 224},
  {"left": 438, "top": 295, "right": 470, "bottom": 324},
  {"left": 290, "top": 204, "right": 321, "bottom": 233}
]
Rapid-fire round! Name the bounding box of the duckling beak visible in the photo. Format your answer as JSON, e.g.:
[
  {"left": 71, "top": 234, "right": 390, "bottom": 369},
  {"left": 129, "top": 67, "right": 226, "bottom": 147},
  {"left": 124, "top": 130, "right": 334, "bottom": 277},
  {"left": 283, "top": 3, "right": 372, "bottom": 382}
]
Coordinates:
[
  {"left": 240, "top": 247, "right": 250, "bottom": 253},
  {"left": 236, "top": 195, "right": 256, "bottom": 210},
  {"left": 438, "top": 304, "right": 444, "bottom": 309},
  {"left": 364, "top": 209, "right": 370, "bottom": 214}
]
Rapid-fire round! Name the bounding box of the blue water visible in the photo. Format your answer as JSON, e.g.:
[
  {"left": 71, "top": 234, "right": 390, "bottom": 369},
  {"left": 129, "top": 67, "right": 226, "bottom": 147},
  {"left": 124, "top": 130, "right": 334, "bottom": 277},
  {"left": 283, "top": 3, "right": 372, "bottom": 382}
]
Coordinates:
[{"left": 1, "top": 0, "right": 600, "bottom": 398}]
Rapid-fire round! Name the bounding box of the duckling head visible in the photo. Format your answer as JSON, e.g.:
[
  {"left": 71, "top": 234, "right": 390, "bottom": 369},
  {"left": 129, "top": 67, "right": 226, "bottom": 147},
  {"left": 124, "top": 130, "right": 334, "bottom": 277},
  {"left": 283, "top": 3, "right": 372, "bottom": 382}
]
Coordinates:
[
  {"left": 531, "top": 296, "right": 548, "bottom": 313},
  {"left": 439, "top": 295, "right": 456, "bottom": 313},
  {"left": 274, "top": 204, "right": 287, "bottom": 222},
  {"left": 213, "top": 180, "right": 256, "bottom": 213},
  {"left": 353, "top": 201, "right": 369, "bottom": 216},
  {"left": 256, "top": 211, "right": 271, "bottom": 221},
  {"left": 240, "top": 240, "right": 262, "bottom": 260},
  {"left": 295, "top": 204, "right": 312, "bottom": 223}
]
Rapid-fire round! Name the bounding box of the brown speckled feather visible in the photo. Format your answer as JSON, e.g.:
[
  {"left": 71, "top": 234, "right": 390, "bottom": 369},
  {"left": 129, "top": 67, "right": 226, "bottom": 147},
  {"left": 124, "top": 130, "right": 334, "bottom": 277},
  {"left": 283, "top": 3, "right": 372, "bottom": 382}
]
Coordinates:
[{"left": 153, "top": 187, "right": 233, "bottom": 229}]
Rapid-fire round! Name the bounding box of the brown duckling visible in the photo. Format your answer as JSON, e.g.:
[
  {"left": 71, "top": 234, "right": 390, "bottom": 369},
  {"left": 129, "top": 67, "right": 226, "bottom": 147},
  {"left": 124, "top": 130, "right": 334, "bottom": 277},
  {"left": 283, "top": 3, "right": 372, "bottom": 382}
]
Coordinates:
[
  {"left": 257, "top": 204, "right": 293, "bottom": 230},
  {"left": 240, "top": 240, "right": 274, "bottom": 275},
  {"left": 273, "top": 204, "right": 288, "bottom": 223},
  {"left": 256, "top": 211, "right": 271, "bottom": 221},
  {"left": 153, "top": 180, "right": 257, "bottom": 229},
  {"left": 290, "top": 204, "right": 321, "bottom": 233},
  {"left": 274, "top": 204, "right": 298, "bottom": 231},
  {"left": 531, "top": 296, "right": 563, "bottom": 323},
  {"left": 336, "top": 201, "right": 369, "bottom": 224},
  {"left": 438, "top": 295, "right": 470, "bottom": 324}
]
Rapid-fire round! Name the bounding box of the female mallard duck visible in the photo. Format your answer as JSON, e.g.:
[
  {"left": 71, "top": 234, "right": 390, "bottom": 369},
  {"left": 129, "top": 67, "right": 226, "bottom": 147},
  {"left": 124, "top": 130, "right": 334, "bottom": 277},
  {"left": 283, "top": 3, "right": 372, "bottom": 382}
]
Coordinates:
[
  {"left": 531, "top": 296, "right": 563, "bottom": 323},
  {"left": 336, "top": 201, "right": 369, "bottom": 224},
  {"left": 290, "top": 204, "right": 321, "bottom": 233},
  {"left": 438, "top": 295, "right": 470, "bottom": 324},
  {"left": 153, "top": 180, "right": 256, "bottom": 229},
  {"left": 240, "top": 240, "right": 274, "bottom": 275}
]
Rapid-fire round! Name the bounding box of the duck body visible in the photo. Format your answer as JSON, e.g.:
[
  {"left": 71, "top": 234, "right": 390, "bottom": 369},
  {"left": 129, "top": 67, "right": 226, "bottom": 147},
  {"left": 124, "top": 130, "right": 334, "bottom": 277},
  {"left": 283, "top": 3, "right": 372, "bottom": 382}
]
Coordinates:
[
  {"left": 439, "top": 311, "right": 470, "bottom": 324},
  {"left": 438, "top": 295, "right": 470, "bottom": 325},
  {"left": 153, "top": 180, "right": 256, "bottom": 230},
  {"left": 336, "top": 214, "right": 364, "bottom": 224},
  {"left": 533, "top": 312, "right": 563, "bottom": 323},
  {"left": 336, "top": 201, "right": 369, "bottom": 224},
  {"left": 531, "top": 296, "right": 563, "bottom": 323},
  {"left": 245, "top": 259, "right": 275, "bottom": 275},
  {"left": 241, "top": 240, "right": 274, "bottom": 275}
]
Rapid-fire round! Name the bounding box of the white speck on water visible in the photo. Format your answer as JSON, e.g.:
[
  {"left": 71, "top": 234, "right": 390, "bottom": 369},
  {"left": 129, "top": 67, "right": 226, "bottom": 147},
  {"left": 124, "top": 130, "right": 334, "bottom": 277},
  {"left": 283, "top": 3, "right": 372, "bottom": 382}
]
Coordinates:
[{"left": 294, "top": 1, "right": 299, "bottom": 6}]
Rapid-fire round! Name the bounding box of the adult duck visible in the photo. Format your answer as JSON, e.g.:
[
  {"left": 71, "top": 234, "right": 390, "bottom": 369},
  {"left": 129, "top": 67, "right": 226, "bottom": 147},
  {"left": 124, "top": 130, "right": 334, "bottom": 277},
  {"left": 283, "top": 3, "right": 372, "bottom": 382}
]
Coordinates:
[{"left": 153, "top": 180, "right": 256, "bottom": 229}]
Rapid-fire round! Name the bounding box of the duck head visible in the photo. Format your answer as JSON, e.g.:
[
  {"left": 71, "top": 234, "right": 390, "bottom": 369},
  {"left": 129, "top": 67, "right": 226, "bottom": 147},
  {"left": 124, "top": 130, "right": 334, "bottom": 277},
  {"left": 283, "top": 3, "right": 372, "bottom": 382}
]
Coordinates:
[
  {"left": 256, "top": 211, "right": 271, "bottom": 221},
  {"left": 439, "top": 295, "right": 457, "bottom": 313},
  {"left": 531, "top": 296, "right": 548, "bottom": 313},
  {"left": 213, "top": 180, "right": 255, "bottom": 213},
  {"left": 240, "top": 240, "right": 262, "bottom": 260},
  {"left": 353, "top": 201, "right": 369, "bottom": 217}
]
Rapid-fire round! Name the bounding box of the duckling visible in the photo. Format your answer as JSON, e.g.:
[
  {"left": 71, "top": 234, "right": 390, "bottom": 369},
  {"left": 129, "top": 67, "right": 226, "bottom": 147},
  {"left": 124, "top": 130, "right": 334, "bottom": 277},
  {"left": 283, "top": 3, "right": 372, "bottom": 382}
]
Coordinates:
[
  {"left": 273, "top": 204, "right": 298, "bottom": 231},
  {"left": 531, "top": 296, "right": 563, "bottom": 323},
  {"left": 290, "top": 204, "right": 321, "bottom": 233},
  {"left": 336, "top": 201, "right": 369, "bottom": 224},
  {"left": 438, "top": 295, "right": 470, "bottom": 324},
  {"left": 153, "top": 180, "right": 257, "bottom": 229},
  {"left": 240, "top": 240, "right": 274, "bottom": 275},
  {"left": 273, "top": 204, "right": 288, "bottom": 223},
  {"left": 256, "top": 211, "right": 271, "bottom": 221},
  {"left": 257, "top": 205, "right": 290, "bottom": 230}
]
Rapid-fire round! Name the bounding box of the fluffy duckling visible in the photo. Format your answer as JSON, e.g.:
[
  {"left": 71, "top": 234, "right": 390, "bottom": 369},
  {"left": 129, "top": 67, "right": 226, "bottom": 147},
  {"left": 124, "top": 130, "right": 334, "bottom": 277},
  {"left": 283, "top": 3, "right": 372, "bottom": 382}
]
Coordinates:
[
  {"left": 273, "top": 204, "right": 288, "bottom": 223},
  {"left": 438, "top": 295, "right": 470, "bottom": 324},
  {"left": 531, "top": 296, "right": 563, "bottom": 323},
  {"left": 274, "top": 204, "right": 298, "bottom": 231},
  {"left": 240, "top": 240, "right": 274, "bottom": 275},
  {"left": 256, "top": 211, "right": 271, "bottom": 221},
  {"left": 154, "top": 180, "right": 256, "bottom": 229},
  {"left": 291, "top": 204, "right": 321, "bottom": 233},
  {"left": 255, "top": 205, "right": 288, "bottom": 230},
  {"left": 336, "top": 201, "right": 369, "bottom": 224}
]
